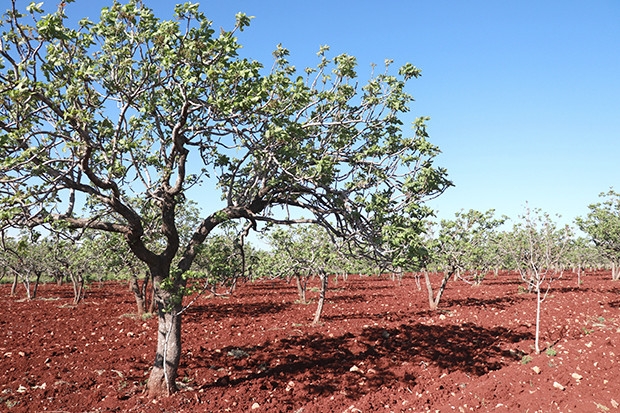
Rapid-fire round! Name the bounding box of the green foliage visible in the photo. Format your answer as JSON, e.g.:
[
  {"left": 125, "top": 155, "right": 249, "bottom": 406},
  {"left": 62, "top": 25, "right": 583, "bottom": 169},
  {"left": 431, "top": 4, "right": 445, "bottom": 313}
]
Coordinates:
[
  {"left": 506, "top": 207, "right": 572, "bottom": 287},
  {"left": 425, "top": 209, "right": 506, "bottom": 282},
  {"left": 576, "top": 189, "right": 620, "bottom": 279},
  {"left": 261, "top": 225, "right": 344, "bottom": 279}
]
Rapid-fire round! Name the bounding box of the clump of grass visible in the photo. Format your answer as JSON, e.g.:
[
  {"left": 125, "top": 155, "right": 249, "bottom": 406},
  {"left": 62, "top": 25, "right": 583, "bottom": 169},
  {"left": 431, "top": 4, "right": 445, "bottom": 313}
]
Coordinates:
[
  {"left": 141, "top": 312, "right": 153, "bottom": 320},
  {"left": 545, "top": 347, "right": 557, "bottom": 357},
  {"left": 520, "top": 355, "right": 533, "bottom": 365}
]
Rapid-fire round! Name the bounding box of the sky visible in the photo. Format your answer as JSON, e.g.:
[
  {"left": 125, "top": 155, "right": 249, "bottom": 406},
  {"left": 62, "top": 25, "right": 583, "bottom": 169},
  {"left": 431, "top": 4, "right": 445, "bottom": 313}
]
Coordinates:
[{"left": 59, "top": 0, "right": 619, "bottom": 228}]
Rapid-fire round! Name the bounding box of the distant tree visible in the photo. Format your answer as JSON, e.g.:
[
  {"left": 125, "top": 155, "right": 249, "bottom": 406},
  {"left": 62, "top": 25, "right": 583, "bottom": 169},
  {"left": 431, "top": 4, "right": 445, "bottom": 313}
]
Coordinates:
[
  {"left": 576, "top": 189, "right": 620, "bottom": 280},
  {"left": 50, "top": 237, "right": 95, "bottom": 304},
  {"left": 264, "top": 225, "right": 343, "bottom": 324},
  {"left": 0, "top": 1, "right": 450, "bottom": 396},
  {"left": 0, "top": 231, "right": 49, "bottom": 299},
  {"left": 565, "top": 237, "right": 602, "bottom": 286},
  {"left": 509, "top": 207, "right": 572, "bottom": 353},
  {"left": 424, "top": 209, "right": 505, "bottom": 310},
  {"left": 191, "top": 222, "right": 255, "bottom": 296}
]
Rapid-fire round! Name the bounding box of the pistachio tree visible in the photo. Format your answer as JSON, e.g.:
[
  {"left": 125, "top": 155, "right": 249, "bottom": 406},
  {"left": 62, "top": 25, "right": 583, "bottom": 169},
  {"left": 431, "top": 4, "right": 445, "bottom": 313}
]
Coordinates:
[
  {"left": 0, "top": 1, "right": 450, "bottom": 396},
  {"left": 0, "top": 231, "right": 50, "bottom": 299},
  {"left": 576, "top": 189, "right": 620, "bottom": 280},
  {"left": 423, "top": 209, "right": 505, "bottom": 310},
  {"left": 263, "top": 225, "right": 344, "bottom": 324},
  {"left": 509, "top": 207, "right": 572, "bottom": 353}
]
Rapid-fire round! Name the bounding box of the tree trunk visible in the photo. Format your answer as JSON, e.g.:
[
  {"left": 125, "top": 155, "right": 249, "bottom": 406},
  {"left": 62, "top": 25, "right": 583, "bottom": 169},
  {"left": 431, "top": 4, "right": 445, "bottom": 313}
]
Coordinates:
[
  {"left": 424, "top": 270, "right": 452, "bottom": 311},
  {"left": 612, "top": 261, "right": 620, "bottom": 281},
  {"left": 146, "top": 271, "right": 184, "bottom": 398},
  {"left": 32, "top": 271, "right": 42, "bottom": 299},
  {"left": 10, "top": 271, "right": 18, "bottom": 296},
  {"left": 129, "top": 271, "right": 148, "bottom": 316},
  {"left": 534, "top": 277, "right": 542, "bottom": 354},
  {"left": 295, "top": 275, "right": 307, "bottom": 304},
  {"left": 71, "top": 273, "right": 84, "bottom": 305},
  {"left": 312, "top": 271, "right": 328, "bottom": 325}
]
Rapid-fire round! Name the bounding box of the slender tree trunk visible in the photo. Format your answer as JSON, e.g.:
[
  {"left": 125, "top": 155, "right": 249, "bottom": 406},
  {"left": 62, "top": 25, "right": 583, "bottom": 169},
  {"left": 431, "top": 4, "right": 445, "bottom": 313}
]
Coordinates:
[
  {"left": 312, "top": 271, "right": 328, "bottom": 325},
  {"left": 424, "top": 270, "right": 452, "bottom": 311},
  {"left": 295, "top": 275, "right": 307, "bottom": 304},
  {"left": 612, "top": 261, "right": 620, "bottom": 281},
  {"left": 10, "top": 272, "right": 18, "bottom": 296},
  {"left": 147, "top": 270, "right": 184, "bottom": 398},
  {"left": 535, "top": 278, "right": 542, "bottom": 354},
  {"left": 71, "top": 273, "right": 84, "bottom": 305},
  {"left": 22, "top": 272, "right": 32, "bottom": 300},
  {"left": 129, "top": 272, "right": 147, "bottom": 316},
  {"left": 32, "top": 271, "right": 42, "bottom": 299}
]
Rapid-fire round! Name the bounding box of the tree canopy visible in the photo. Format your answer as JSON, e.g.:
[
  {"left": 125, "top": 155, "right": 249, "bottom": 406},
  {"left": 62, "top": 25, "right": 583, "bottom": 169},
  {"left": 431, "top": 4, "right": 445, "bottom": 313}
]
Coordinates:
[
  {"left": 0, "top": 0, "right": 451, "bottom": 396},
  {"left": 576, "top": 189, "right": 620, "bottom": 280}
]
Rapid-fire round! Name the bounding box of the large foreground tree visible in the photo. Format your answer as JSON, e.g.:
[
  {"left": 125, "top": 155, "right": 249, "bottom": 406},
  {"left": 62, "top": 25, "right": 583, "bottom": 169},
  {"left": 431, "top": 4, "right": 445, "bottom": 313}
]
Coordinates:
[{"left": 0, "top": 0, "right": 451, "bottom": 396}]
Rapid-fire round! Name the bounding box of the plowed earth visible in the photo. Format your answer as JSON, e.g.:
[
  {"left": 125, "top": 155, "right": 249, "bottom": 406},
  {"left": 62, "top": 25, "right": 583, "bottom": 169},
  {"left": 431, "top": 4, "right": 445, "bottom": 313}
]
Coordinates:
[{"left": 1, "top": 270, "right": 619, "bottom": 413}]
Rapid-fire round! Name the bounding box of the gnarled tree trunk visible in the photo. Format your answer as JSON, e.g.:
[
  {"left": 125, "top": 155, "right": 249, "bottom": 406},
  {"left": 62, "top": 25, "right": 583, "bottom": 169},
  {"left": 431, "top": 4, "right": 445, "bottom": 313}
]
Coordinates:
[{"left": 146, "top": 269, "right": 185, "bottom": 397}]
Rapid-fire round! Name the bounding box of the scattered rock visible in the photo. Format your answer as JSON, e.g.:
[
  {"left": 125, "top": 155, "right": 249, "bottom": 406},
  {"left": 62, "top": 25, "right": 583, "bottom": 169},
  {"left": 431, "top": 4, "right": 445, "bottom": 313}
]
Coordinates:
[
  {"left": 531, "top": 366, "right": 541, "bottom": 374},
  {"left": 571, "top": 372, "right": 583, "bottom": 381},
  {"left": 553, "top": 381, "right": 565, "bottom": 391},
  {"left": 251, "top": 402, "right": 260, "bottom": 409},
  {"left": 611, "top": 399, "right": 619, "bottom": 408},
  {"left": 349, "top": 365, "right": 363, "bottom": 373}
]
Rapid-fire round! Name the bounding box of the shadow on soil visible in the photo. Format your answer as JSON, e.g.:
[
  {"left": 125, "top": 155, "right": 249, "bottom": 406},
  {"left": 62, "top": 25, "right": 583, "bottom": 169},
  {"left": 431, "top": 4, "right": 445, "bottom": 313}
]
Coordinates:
[
  {"left": 194, "top": 321, "right": 532, "bottom": 402},
  {"left": 184, "top": 301, "right": 293, "bottom": 322},
  {"left": 443, "top": 294, "right": 528, "bottom": 310}
]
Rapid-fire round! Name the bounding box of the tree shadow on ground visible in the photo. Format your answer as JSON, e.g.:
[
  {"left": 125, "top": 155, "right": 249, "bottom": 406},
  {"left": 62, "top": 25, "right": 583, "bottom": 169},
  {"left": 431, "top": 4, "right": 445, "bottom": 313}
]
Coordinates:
[
  {"left": 184, "top": 301, "right": 292, "bottom": 322},
  {"left": 191, "top": 321, "right": 533, "bottom": 403},
  {"left": 362, "top": 322, "right": 532, "bottom": 376},
  {"left": 608, "top": 287, "right": 620, "bottom": 308},
  {"left": 443, "top": 294, "right": 528, "bottom": 310}
]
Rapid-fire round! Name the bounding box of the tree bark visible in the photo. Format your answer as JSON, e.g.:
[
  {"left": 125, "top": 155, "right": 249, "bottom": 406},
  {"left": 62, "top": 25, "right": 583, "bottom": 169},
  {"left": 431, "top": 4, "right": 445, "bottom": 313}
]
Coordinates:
[
  {"left": 295, "top": 274, "right": 307, "bottom": 304},
  {"left": 424, "top": 270, "right": 452, "bottom": 311},
  {"left": 312, "top": 271, "right": 328, "bottom": 325},
  {"left": 32, "top": 271, "right": 42, "bottom": 299},
  {"left": 612, "top": 261, "right": 620, "bottom": 281},
  {"left": 129, "top": 271, "right": 150, "bottom": 316},
  {"left": 146, "top": 270, "right": 184, "bottom": 397},
  {"left": 10, "top": 271, "right": 18, "bottom": 296}
]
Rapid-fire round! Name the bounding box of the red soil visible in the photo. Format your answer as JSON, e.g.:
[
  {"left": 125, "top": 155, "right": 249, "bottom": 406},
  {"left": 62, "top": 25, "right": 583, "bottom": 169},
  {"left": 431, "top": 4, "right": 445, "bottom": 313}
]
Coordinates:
[{"left": 1, "top": 270, "right": 619, "bottom": 412}]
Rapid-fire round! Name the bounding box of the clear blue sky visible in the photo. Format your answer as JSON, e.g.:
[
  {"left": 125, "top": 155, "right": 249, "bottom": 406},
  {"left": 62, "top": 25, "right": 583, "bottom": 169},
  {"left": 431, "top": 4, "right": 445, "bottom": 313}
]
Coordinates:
[{"left": 66, "top": 0, "right": 619, "bottom": 227}]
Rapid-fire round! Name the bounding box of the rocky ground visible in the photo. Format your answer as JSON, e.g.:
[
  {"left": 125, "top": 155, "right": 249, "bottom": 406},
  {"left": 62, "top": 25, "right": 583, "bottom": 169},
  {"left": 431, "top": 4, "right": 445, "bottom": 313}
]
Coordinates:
[{"left": 1, "top": 270, "right": 619, "bottom": 412}]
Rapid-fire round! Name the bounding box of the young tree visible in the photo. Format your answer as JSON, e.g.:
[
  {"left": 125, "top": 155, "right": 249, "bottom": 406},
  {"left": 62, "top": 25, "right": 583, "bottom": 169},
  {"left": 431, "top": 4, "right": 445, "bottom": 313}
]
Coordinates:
[
  {"left": 576, "top": 189, "right": 620, "bottom": 280},
  {"left": 424, "top": 209, "right": 505, "bottom": 310},
  {"left": 191, "top": 223, "right": 255, "bottom": 296},
  {"left": 0, "top": 1, "right": 450, "bottom": 396},
  {"left": 0, "top": 231, "right": 50, "bottom": 299},
  {"left": 510, "top": 207, "right": 572, "bottom": 353},
  {"left": 264, "top": 225, "right": 343, "bottom": 324}
]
